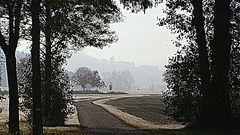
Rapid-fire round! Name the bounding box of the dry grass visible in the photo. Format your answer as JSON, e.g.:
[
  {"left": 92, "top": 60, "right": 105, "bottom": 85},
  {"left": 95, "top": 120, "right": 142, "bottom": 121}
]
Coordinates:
[
  {"left": 0, "top": 100, "right": 85, "bottom": 135},
  {"left": 0, "top": 98, "right": 9, "bottom": 123},
  {"left": 0, "top": 121, "right": 90, "bottom": 135}
]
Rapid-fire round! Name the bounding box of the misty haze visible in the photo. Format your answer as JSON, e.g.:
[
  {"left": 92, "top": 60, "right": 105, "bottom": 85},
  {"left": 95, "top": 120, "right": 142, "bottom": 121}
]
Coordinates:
[{"left": 0, "top": 0, "right": 239, "bottom": 135}]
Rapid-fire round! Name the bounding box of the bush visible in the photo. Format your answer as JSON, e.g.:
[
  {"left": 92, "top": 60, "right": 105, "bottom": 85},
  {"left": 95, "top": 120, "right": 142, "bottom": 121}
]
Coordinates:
[{"left": 17, "top": 57, "right": 73, "bottom": 126}]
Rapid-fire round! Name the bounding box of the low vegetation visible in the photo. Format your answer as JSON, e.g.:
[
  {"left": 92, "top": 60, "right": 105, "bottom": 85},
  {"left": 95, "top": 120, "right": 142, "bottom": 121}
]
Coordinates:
[
  {"left": 105, "top": 96, "right": 178, "bottom": 125},
  {"left": 0, "top": 122, "right": 89, "bottom": 135},
  {"left": 72, "top": 90, "right": 127, "bottom": 94}
]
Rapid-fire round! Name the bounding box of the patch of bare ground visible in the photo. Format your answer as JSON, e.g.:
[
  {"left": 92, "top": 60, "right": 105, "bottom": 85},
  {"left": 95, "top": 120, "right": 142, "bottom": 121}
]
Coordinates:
[{"left": 93, "top": 96, "right": 184, "bottom": 130}]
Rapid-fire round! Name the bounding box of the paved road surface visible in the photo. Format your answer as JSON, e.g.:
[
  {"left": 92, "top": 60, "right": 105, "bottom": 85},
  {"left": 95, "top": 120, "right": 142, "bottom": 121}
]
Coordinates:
[{"left": 75, "top": 100, "right": 150, "bottom": 134}]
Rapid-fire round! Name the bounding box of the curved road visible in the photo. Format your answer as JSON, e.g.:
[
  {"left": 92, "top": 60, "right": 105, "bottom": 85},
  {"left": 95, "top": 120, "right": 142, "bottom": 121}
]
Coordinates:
[{"left": 75, "top": 100, "right": 150, "bottom": 134}]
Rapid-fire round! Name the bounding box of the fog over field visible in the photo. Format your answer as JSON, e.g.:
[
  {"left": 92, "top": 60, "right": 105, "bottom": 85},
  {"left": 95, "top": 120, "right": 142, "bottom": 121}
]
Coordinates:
[
  {"left": 66, "top": 53, "right": 167, "bottom": 92},
  {"left": 1, "top": 52, "right": 166, "bottom": 93}
]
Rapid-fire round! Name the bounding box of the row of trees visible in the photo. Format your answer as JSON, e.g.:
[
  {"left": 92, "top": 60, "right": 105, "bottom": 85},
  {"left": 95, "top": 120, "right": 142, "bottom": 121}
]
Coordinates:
[
  {"left": 160, "top": 0, "right": 240, "bottom": 127},
  {"left": 120, "top": 0, "right": 239, "bottom": 128},
  {"left": 102, "top": 70, "right": 135, "bottom": 91},
  {"left": 0, "top": 0, "right": 121, "bottom": 134},
  {"left": 70, "top": 69, "right": 135, "bottom": 91}
]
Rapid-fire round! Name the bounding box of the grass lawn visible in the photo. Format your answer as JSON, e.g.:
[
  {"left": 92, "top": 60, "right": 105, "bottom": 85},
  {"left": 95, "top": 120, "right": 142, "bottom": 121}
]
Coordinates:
[{"left": 105, "top": 95, "right": 178, "bottom": 125}]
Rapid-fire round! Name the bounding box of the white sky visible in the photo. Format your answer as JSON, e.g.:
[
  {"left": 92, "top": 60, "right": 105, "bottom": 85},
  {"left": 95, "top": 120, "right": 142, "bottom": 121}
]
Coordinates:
[
  {"left": 17, "top": 3, "right": 178, "bottom": 71},
  {"left": 77, "top": 3, "right": 177, "bottom": 70}
]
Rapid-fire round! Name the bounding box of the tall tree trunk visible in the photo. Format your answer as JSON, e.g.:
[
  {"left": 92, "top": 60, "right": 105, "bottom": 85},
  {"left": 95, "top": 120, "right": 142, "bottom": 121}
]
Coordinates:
[
  {"left": 0, "top": 0, "right": 22, "bottom": 133},
  {"left": 44, "top": 0, "right": 52, "bottom": 125},
  {"left": 192, "top": 0, "right": 211, "bottom": 126},
  {"left": 209, "top": 0, "right": 232, "bottom": 127},
  {"left": 31, "top": 0, "right": 43, "bottom": 134},
  {"left": 5, "top": 50, "right": 20, "bottom": 135}
]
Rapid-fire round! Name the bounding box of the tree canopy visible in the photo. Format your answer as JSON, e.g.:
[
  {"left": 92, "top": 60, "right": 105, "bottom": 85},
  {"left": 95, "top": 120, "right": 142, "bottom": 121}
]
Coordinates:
[{"left": 71, "top": 67, "right": 105, "bottom": 90}]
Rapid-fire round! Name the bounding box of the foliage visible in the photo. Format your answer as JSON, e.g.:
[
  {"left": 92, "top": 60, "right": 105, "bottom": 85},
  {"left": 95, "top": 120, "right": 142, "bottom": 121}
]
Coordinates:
[
  {"left": 15, "top": 0, "right": 121, "bottom": 128},
  {"left": 230, "top": 2, "right": 240, "bottom": 122},
  {"left": 163, "top": 45, "right": 201, "bottom": 125},
  {"left": 161, "top": 0, "right": 240, "bottom": 125},
  {"left": 120, "top": 0, "right": 162, "bottom": 13},
  {"left": 0, "top": 1, "right": 23, "bottom": 133},
  {"left": 17, "top": 56, "right": 73, "bottom": 126},
  {"left": 42, "top": 59, "right": 73, "bottom": 126},
  {"left": 90, "top": 71, "right": 106, "bottom": 89},
  {"left": 17, "top": 57, "right": 32, "bottom": 124},
  {"left": 71, "top": 67, "right": 105, "bottom": 90},
  {"left": 20, "top": 0, "right": 122, "bottom": 51},
  {"left": 0, "top": 0, "right": 122, "bottom": 133}
]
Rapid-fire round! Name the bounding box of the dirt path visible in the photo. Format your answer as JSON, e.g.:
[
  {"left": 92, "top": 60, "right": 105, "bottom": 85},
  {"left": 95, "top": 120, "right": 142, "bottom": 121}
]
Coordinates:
[{"left": 75, "top": 100, "right": 150, "bottom": 134}]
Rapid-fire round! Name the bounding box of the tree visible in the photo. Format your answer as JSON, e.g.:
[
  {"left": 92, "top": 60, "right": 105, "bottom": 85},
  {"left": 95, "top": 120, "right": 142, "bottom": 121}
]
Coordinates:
[
  {"left": 160, "top": 0, "right": 240, "bottom": 127},
  {"left": 191, "top": 0, "right": 211, "bottom": 126},
  {"left": 90, "top": 71, "right": 106, "bottom": 90},
  {"left": 17, "top": 56, "right": 73, "bottom": 127},
  {"left": 120, "top": 0, "right": 154, "bottom": 13},
  {"left": 230, "top": 3, "right": 240, "bottom": 122},
  {"left": 72, "top": 67, "right": 93, "bottom": 90},
  {"left": 39, "top": 0, "right": 121, "bottom": 125},
  {"left": 0, "top": 1, "right": 23, "bottom": 134},
  {"left": 31, "top": 0, "right": 43, "bottom": 134},
  {"left": 102, "top": 70, "right": 135, "bottom": 91},
  {"left": 121, "top": 0, "right": 238, "bottom": 127},
  {"left": 46, "top": 63, "right": 73, "bottom": 126},
  {"left": 14, "top": 0, "right": 120, "bottom": 127},
  {"left": 71, "top": 67, "right": 105, "bottom": 90},
  {"left": 163, "top": 43, "right": 201, "bottom": 125},
  {"left": 208, "top": 0, "right": 232, "bottom": 126}
]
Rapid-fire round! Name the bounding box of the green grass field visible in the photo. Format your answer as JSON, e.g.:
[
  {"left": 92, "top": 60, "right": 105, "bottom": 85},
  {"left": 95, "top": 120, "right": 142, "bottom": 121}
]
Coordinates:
[{"left": 105, "top": 95, "right": 178, "bottom": 125}]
